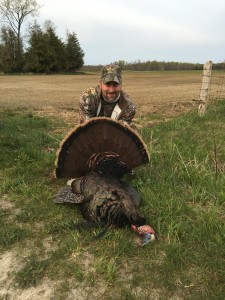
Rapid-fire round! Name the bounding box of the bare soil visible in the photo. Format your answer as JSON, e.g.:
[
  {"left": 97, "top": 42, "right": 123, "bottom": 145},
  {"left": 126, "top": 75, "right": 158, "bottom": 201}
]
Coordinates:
[{"left": 0, "top": 71, "right": 202, "bottom": 123}]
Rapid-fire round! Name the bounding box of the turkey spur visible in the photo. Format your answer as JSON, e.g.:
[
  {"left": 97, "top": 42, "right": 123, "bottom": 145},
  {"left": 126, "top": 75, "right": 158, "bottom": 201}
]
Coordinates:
[{"left": 54, "top": 172, "right": 146, "bottom": 229}]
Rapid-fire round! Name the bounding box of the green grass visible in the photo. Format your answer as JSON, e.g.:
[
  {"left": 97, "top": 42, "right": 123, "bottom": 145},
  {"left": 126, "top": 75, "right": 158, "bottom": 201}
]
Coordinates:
[{"left": 0, "top": 103, "right": 224, "bottom": 299}]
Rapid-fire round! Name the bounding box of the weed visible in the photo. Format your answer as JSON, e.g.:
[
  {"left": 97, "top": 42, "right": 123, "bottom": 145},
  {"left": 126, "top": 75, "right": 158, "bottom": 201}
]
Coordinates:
[{"left": 15, "top": 255, "right": 49, "bottom": 288}]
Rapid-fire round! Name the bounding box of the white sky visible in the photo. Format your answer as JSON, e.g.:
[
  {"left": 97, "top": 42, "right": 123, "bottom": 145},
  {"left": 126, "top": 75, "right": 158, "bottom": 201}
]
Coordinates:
[{"left": 30, "top": 0, "right": 225, "bottom": 65}]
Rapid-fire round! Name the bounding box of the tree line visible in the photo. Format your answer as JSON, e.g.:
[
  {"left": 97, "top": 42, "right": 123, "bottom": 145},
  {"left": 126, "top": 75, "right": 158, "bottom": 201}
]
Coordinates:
[
  {"left": 0, "top": 0, "right": 84, "bottom": 73},
  {"left": 82, "top": 60, "right": 225, "bottom": 72},
  {"left": 82, "top": 61, "right": 204, "bottom": 72}
]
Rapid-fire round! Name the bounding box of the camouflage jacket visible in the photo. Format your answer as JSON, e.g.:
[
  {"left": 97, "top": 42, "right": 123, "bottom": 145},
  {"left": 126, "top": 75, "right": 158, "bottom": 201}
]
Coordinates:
[{"left": 79, "top": 85, "right": 136, "bottom": 124}]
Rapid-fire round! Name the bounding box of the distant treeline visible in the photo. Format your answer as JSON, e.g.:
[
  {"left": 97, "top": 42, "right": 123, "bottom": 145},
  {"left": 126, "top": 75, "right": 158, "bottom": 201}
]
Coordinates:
[{"left": 82, "top": 60, "right": 225, "bottom": 72}]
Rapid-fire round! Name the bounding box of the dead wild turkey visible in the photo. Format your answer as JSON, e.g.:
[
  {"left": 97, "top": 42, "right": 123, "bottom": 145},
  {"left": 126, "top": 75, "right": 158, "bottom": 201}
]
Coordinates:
[{"left": 54, "top": 118, "right": 151, "bottom": 235}]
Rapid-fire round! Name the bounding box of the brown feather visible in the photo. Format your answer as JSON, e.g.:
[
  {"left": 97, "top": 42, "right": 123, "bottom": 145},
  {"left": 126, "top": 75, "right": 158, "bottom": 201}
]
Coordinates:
[{"left": 54, "top": 117, "right": 150, "bottom": 178}]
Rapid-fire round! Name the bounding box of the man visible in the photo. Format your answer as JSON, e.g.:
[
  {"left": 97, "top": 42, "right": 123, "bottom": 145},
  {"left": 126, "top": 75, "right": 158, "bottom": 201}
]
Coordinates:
[{"left": 79, "top": 64, "right": 137, "bottom": 127}]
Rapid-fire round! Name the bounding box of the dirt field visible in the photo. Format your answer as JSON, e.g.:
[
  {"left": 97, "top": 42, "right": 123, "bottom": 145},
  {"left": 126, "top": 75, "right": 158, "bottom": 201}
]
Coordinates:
[{"left": 0, "top": 71, "right": 202, "bottom": 122}]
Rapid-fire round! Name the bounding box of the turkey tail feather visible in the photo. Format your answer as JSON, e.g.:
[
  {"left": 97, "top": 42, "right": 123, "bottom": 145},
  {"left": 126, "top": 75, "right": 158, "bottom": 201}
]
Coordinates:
[{"left": 54, "top": 117, "right": 150, "bottom": 178}]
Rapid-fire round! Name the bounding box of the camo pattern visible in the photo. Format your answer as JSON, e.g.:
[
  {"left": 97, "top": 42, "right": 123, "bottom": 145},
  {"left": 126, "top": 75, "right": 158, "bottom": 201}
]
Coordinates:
[
  {"left": 100, "top": 64, "right": 122, "bottom": 84},
  {"left": 79, "top": 85, "right": 136, "bottom": 124}
]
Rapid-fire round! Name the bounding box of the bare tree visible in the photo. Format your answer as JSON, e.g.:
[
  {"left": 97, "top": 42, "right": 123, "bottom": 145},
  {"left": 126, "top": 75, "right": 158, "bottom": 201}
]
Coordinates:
[{"left": 0, "top": 0, "right": 42, "bottom": 70}]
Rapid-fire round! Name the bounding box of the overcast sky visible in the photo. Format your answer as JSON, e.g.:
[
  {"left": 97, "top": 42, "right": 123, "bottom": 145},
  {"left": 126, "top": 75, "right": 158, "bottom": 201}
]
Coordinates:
[{"left": 35, "top": 0, "right": 225, "bottom": 65}]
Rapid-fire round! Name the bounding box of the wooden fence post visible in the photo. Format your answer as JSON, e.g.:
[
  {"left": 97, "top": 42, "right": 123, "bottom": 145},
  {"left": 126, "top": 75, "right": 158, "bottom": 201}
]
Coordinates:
[{"left": 198, "top": 61, "right": 213, "bottom": 116}]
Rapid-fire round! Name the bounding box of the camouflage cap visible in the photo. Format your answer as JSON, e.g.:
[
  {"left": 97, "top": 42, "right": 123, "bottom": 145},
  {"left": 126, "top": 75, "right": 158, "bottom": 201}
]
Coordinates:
[{"left": 100, "top": 64, "right": 122, "bottom": 84}]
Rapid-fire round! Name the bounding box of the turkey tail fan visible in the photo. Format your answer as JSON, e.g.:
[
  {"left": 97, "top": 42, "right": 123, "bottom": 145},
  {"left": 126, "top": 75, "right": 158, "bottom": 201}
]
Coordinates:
[{"left": 54, "top": 117, "right": 150, "bottom": 178}]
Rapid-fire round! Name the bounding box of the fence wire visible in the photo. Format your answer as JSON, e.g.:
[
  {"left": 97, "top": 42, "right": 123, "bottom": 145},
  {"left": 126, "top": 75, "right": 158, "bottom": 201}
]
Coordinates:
[{"left": 209, "top": 69, "right": 225, "bottom": 102}]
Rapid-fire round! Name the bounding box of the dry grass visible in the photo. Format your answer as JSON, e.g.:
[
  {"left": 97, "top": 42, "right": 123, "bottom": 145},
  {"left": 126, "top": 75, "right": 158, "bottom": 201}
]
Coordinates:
[{"left": 0, "top": 71, "right": 202, "bottom": 122}]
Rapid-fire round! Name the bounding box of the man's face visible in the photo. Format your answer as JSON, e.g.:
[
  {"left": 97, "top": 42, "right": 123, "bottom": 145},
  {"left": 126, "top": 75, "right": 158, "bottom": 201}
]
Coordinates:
[{"left": 100, "top": 81, "right": 122, "bottom": 102}]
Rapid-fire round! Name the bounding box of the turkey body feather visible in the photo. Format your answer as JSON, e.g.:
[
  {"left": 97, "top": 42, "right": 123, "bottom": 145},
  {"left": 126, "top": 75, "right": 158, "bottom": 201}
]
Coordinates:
[{"left": 54, "top": 172, "right": 146, "bottom": 228}]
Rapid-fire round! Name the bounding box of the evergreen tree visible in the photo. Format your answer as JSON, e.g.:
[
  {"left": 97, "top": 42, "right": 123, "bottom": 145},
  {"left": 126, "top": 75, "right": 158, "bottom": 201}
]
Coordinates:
[
  {"left": 65, "top": 31, "right": 84, "bottom": 71},
  {"left": 0, "top": 26, "right": 18, "bottom": 72},
  {"left": 25, "top": 21, "right": 46, "bottom": 72},
  {"left": 43, "top": 20, "right": 65, "bottom": 72},
  {"left": 26, "top": 20, "right": 66, "bottom": 73}
]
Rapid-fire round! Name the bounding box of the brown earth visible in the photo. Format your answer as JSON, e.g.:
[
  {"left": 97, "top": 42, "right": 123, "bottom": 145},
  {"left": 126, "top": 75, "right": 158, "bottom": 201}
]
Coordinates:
[{"left": 0, "top": 71, "right": 202, "bottom": 124}]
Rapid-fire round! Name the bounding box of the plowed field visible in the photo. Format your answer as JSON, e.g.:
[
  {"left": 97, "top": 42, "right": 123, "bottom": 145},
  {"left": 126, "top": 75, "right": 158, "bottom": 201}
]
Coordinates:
[{"left": 0, "top": 71, "right": 202, "bottom": 123}]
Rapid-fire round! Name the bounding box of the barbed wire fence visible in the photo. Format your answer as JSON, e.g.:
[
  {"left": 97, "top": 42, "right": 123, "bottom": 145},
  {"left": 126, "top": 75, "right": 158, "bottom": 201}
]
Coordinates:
[
  {"left": 210, "top": 69, "right": 225, "bottom": 101},
  {"left": 198, "top": 61, "right": 225, "bottom": 116}
]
